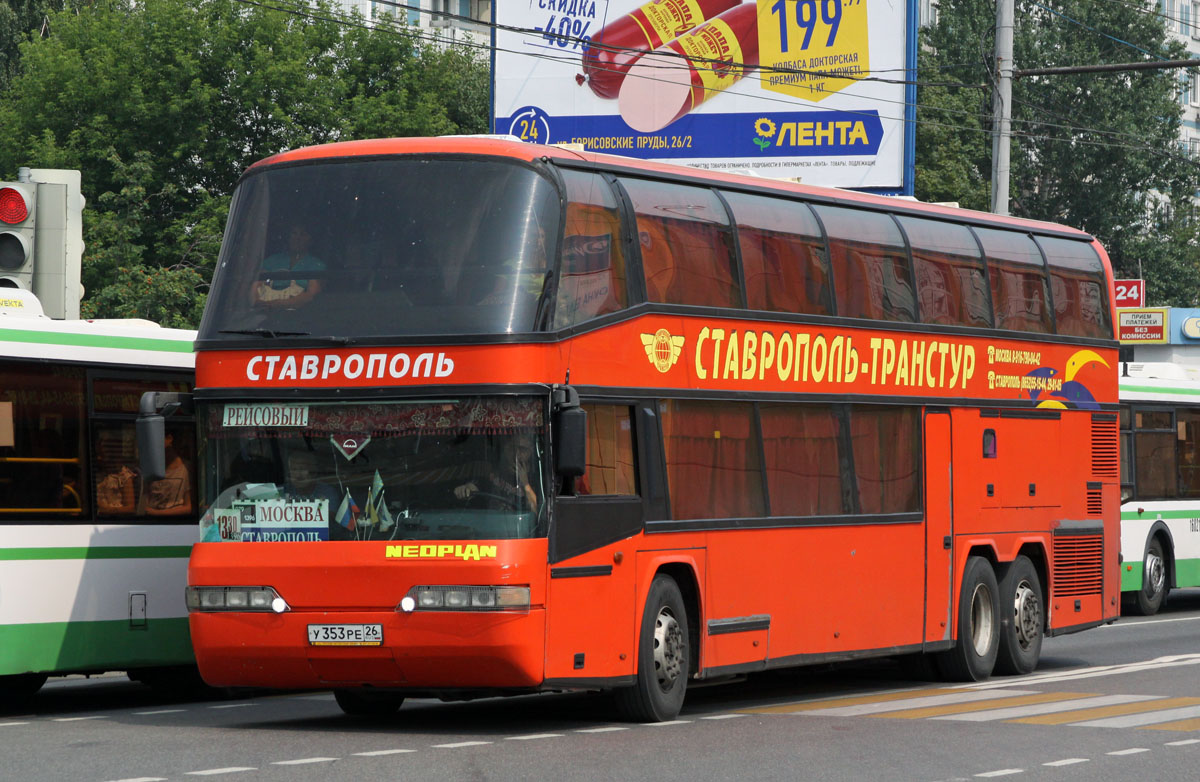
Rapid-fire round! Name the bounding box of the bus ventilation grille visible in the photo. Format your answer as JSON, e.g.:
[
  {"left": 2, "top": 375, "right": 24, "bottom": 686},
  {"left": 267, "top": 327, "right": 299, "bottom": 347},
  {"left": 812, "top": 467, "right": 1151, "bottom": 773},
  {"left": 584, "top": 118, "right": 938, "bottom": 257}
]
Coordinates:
[
  {"left": 1086, "top": 487, "right": 1103, "bottom": 516},
  {"left": 1090, "top": 416, "right": 1119, "bottom": 478},
  {"left": 1052, "top": 535, "right": 1104, "bottom": 598}
]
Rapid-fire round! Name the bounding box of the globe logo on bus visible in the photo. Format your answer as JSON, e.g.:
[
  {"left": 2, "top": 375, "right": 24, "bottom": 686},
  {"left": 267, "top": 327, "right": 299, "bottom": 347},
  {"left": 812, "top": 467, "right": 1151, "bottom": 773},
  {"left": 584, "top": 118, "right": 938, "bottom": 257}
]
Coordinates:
[{"left": 640, "top": 329, "right": 685, "bottom": 374}]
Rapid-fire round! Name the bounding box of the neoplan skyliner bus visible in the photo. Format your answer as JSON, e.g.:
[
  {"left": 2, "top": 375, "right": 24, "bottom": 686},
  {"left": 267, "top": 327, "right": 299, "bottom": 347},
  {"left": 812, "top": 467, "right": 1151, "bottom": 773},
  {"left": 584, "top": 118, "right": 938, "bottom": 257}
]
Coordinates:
[{"left": 145, "top": 137, "right": 1120, "bottom": 721}]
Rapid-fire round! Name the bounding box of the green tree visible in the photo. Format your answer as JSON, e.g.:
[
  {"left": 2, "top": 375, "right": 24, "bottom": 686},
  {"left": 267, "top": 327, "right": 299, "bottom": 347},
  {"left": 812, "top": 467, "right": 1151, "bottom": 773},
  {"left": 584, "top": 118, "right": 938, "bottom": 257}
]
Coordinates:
[
  {"left": 918, "top": 0, "right": 1200, "bottom": 304},
  {"left": 0, "top": 0, "right": 491, "bottom": 325}
]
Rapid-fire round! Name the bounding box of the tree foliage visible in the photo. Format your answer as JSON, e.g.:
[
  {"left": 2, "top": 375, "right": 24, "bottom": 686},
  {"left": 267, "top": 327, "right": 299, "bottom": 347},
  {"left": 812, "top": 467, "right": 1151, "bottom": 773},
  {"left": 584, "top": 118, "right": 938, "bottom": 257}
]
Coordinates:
[
  {"left": 0, "top": 0, "right": 491, "bottom": 325},
  {"left": 918, "top": 0, "right": 1200, "bottom": 305}
]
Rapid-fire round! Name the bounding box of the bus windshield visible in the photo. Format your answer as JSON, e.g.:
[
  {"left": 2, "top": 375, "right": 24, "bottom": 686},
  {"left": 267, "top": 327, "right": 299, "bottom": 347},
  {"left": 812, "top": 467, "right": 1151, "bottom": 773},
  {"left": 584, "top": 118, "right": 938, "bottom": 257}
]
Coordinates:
[
  {"left": 199, "top": 158, "right": 561, "bottom": 340},
  {"left": 198, "top": 396, "right": 548, "bottom": 542}
]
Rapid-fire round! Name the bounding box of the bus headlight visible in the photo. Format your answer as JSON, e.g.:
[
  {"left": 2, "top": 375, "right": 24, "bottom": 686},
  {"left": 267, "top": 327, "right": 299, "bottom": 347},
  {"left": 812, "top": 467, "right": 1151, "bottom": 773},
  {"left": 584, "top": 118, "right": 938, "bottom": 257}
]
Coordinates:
[
  {"left": 399, "top": 585, "right": 529, "bottom": 612},
  {"left": 186, "top": 586, "right": 289, "bottom": 613}
]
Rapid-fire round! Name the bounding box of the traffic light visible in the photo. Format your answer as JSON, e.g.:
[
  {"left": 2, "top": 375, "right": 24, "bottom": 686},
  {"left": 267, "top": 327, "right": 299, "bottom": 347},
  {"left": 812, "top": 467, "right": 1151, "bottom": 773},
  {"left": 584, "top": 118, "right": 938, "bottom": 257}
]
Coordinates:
[
  {"left": 0, "top": 168, "right": 84, "bottom": 318},
  {"left": 0, "top": 181, "right": 35, "bottom": 285}
]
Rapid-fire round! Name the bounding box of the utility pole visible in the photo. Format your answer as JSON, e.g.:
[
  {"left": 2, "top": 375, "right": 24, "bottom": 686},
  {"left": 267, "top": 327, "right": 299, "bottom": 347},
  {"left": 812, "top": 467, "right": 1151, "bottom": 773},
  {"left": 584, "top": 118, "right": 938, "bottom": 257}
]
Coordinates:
[{"left": 991, "top": 0, "right": 1014, "bottom": 215}]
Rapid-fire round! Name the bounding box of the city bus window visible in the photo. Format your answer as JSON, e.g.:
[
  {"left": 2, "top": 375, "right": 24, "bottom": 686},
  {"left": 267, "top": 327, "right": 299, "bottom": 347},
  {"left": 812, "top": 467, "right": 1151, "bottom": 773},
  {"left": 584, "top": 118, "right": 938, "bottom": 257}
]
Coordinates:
[
  {"left": 1038, "top": 237, "right": 1112, "bottom": 340},
  {"left": 814, "top": 206, "right": 916, "bottom": 323},
  {"left": 94, "top": 424, "right": 139, "bottom": 516},
  {"left": 553, "top": 172, "right": 628, "bottom": 329},
  {"left": 848, "top": 406, "right": 921, "bottom": 514},
  {"left": 658, "top": 400, "right": 764, "bottom": 520},
  {"left": 973, "top": 227, "right": 1053, "bottom": 334},
  {"left": 722, "top": 191, "right": 833, "bottom": 316},
  {"left": 576, "top": 404, "right": 636, "bottom": 496},
  {"left": 1176, "top": 409, "right": 1200, "bottom": 498},
  {"left": 1134, "top": 408, "right": 1176, "bottom": 499},
  {"left": 619, "top": 178, "right": 740, "bottom": 308},
  {"left": 758, "top": 403, "right": 844, "bottom": 516},
  {"left": 897, "top": 216, "right": 992, "bottom": 328},
  {"left": 0, "top": 362, "right": 88, "bottom": 519}
]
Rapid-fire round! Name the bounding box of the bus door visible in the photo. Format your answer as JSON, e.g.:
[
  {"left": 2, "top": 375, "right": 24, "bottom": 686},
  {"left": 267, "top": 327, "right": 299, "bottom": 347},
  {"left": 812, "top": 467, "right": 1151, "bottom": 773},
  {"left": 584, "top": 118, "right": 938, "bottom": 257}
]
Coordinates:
[{"left": 924, "top": 408, "right": 954, "bottom": 643}]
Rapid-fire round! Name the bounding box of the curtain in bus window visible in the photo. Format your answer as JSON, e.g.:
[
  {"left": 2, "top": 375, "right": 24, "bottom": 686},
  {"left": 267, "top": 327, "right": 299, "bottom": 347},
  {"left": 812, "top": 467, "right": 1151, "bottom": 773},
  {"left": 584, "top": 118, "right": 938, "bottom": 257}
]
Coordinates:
[
  {"left": 1135, "top": 431, "right": 1177, "bottom": 499},
  {"left": 722, "top": 191, "right": 833, "bottom": 315},
  {"left": 815, "top": 206, "right": 915, "bottom": 323},
  {"left": 659, "top": 400, "right": 764, "bottom": 520},
  {"left": 619, "top": 178, "right": 740, "bottom": 308},
  {"left": 553, "top": 172, "right": 628, "bottom": 329},
  {"left": 579, "top": 404, "right": 636, "bottom": 495},
  {"left": 898, "top": 216, "right": 992, "bottom": 328},
  {"left": 1038, "top": 237, "right": 1112, "bottom": 339},
  {"left": 759, "top": 404, "right": 844, "bottom": 516},
  {"left": 0, "top": 362, "right": 88, "bottom": 518},
  {"left": 1176, "top": 410, "right": 1200, "bottom": 498},
  {"left": 974, "top": 227, "right": 1053, "bottom": 334},
  {"left": 849, "top": 407, "right": 920, "bottom": 514}
]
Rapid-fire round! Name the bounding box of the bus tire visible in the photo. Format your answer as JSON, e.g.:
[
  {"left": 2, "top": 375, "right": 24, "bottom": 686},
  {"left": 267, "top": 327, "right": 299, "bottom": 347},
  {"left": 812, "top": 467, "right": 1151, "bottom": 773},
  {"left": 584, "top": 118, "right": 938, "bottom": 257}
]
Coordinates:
[
  {"left": 1133, "top": 537, "right": 1170, "bottom": 616},
  {"left": 994, "top": 556, "right": 1043, "bottom": 675},
  {"left": 614, "top": 574, "right": 689, "bottom": 722},
  {"left": 937, "top": 556, "right": 1000, "bottom": 682},
  {"left": 333, "top": 688, "right": 404, "bottom": 717}
]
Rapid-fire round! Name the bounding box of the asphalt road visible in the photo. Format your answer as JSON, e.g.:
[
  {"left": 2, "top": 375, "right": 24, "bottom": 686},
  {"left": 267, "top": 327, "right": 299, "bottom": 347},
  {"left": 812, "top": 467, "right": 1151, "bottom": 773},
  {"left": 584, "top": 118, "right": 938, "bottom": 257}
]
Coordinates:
[{"left": 4, "top": 589, "right": 1199, "bottom": 782}]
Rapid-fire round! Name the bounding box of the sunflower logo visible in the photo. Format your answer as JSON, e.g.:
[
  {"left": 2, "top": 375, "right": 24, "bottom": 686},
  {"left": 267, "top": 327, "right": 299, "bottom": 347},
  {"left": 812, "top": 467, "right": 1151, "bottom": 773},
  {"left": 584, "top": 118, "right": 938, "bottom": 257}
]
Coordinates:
[{"left": 753, "top": 117, "right": 776, "bottom": 151}]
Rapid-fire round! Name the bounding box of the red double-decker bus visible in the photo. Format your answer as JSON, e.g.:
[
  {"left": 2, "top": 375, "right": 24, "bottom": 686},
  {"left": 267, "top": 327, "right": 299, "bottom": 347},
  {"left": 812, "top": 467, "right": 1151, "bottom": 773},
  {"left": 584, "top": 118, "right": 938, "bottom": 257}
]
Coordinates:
[{"left": 166, "top": 137, "right": 1119, "bottom": 721}]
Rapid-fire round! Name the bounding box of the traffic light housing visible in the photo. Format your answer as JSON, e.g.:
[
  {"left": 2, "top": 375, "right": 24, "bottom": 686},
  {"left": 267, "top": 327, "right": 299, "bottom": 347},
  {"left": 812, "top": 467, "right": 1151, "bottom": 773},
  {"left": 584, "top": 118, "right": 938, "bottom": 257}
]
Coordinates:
[
  {"left": 0, "top": 182, "right": 35, "bottom": 282},
  {"left": 0, "top": 168, "right": 84, "bottom": 318}
]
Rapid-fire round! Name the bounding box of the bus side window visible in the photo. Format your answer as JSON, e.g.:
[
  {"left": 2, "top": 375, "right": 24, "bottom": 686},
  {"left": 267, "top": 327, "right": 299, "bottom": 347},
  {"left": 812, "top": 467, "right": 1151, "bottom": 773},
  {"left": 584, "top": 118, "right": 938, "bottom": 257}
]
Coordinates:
[
  {"left": 983, "top": 429, "right": 997, "bottom": 459},
  {"left": 554, "top": 172, "right": 628, "bottom": 329},
  {"left": 899, "top": 216, "right": 992, "bottom": 328},
  {"left": 572, "top": 404, "right": 637, "bottom": 497},
  {"left": 1038, "top": 237, "right": 1112, "bottom": 339},
  {"left": 848, "top": 406, "right": 921, "bottom": 514},
  {"left": 975, "top": 227, "right": 1053, "bottom": 334},
  {"left": 815, "top": 206, "right": 915, "bottom": 323},
  {"left": 658, "top": 400, "right": 764, "bottom": 520}
]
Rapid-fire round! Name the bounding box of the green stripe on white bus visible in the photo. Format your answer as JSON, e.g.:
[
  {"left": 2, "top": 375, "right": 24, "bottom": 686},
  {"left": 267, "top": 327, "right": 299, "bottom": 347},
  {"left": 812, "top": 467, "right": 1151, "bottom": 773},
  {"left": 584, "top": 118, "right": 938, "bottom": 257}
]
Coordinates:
[{"left": 0, "top": 327, "right": 192, "bottom": 353}]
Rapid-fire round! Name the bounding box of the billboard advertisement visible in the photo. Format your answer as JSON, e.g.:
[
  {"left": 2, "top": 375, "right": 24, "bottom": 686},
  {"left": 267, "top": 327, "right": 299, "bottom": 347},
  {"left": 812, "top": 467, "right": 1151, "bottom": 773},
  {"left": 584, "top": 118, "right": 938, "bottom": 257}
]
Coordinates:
[{"left": 492, "top": 0, "right": 915, "bottom": 190}]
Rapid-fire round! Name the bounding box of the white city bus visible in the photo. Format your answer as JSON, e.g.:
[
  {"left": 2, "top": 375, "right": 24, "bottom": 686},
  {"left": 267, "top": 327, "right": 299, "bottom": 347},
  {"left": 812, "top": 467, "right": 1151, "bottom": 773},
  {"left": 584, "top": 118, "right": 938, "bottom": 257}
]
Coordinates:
[
  {"left": 1119, "top": 362, "right": 1200, "bottom": 615},
  {"left": 0, "top": 289, "right": 197, "bottom": 699}
]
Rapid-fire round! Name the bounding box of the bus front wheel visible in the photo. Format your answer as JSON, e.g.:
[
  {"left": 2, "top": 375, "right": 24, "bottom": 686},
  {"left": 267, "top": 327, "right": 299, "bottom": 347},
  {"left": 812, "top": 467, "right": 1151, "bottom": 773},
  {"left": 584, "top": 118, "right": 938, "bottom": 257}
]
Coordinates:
[
  {"left": 615, "top": 574, "right": 689, "bottom": 722},
  {"left": 994, "top": 555, "right": 1043, "bottom": 675},
  {"left": 1133, "top": 537, "right": 1170, "bottom": 616},
  {"left": 334, "top": 688, "right": 404, "bottom": 717},
  {"left": 937, "top": 556, "right": 1000, "bottom": 681}
]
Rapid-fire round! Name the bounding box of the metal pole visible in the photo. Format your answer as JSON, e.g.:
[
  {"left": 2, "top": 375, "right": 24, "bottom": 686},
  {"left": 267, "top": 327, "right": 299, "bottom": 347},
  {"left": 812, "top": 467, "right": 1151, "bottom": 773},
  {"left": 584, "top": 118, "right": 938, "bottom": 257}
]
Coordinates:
[{"left": 991, "top": 0, "right": 1014, "bottom": 215}]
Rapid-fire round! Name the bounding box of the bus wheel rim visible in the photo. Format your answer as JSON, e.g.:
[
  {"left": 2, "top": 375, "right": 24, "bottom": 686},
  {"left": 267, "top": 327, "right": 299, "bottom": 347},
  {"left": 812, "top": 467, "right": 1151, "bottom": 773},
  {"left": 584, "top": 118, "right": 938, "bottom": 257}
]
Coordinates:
[
  {"left": 1013, "top": 580, "right": 1041, "bottom": 651},
  {"left": 970, "top": 582, "right": 995, "bottom": 657},
  {"left": 1145, "top": 552, "right": 1165, "bottom": 596},
  {"left": 653, "top": 608, "right": 684, "bottom": 691}
]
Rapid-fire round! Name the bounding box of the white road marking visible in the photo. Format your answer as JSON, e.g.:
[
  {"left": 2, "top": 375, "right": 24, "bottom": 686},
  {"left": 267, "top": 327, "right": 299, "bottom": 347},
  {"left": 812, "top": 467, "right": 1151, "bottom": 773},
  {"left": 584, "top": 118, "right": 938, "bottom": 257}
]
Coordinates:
[
  {"left": 700, "top": 714, "right": 746, "bottom": 720},
  {"left": 1106, "top": 748, "right": 1150, "bottom": 756},
  {"left": 434, "top": 741, "right": 492, "bottom": 748},
  {"left": 1073, "top": 705, "right": 1200, "bottom": 729},
  {"left": 959, "top": 655, "right": 1200, "bottom": 689},
  {"left": 271, "top": 757, "right": 338, "bottom": 765},
  {"left": 134, "top": 709, "right": 186, "bottom": 715},
  {"left": 933, "top": 694, "right": 1161, "bottom": 722},
  {"left": 506, "top": 733, "right": 564, "bottom": 740},
  {"left": 575, "top": 726, "right": 629, "bottom": 733},
  {"left": 0, "top": 722, "right": 30, "bottom": 727},
  {"left": 104, "top": 777, "right": 168, "bottom": 782},
  {"left": 1166, "top": 739, "right": 1200, "bottom": 746},
  {"left": 1103, "top": 615, "right": 1200, "bottom": 628},
  {"left": 352, "top": 749, "right": 417, "bottom": 756},
  {"left": 975, "top": 769, "right": 1023, "bottom": 777},
  {"left": 184, "top": 768, "right": 256, "bottom": 776},
  {"left": 208, "top": 703, "right": 255, "bottom": 709},
  {"left": 53, "top": 716, "right": 104, "bottom": 722},
  {"left": 646, "top": 720, "right": 693, "bottom": 726},
  {"left": 804, "top": 690, "right": 1039, "bottom": 717},
  {"left": 1043, "top": 759, "right": 1088, "bottom": 767}
]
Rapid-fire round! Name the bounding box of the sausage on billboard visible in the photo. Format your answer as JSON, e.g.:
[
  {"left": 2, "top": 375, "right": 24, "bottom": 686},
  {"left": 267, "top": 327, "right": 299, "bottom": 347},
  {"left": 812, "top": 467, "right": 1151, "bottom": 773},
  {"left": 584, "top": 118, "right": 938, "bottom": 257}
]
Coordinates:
[
  {"left": 618, "top": 3, "right": 759, "bottom": 132},
  {"left": 581, "top": 0, "right": 742, "bottom": 99}
]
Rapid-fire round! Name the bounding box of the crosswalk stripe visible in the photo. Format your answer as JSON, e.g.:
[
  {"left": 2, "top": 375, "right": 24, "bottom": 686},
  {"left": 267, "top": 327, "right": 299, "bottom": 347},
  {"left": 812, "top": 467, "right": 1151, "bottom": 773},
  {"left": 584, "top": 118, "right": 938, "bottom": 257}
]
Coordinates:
[
  {"left": 932, "top": 694, "right": 1158, "bottom": 722},
  {"left": 872, "top": 691, "right": 1094, "bottom": 720},
  {"left": 1011, "top": 696, "right": 1200, "bottom": 725},
  {"left": 739, "top": 687, "right": 972, "bottom": 714},
  {"left": 1072, "top": 705, "right": 1200, "bottom": 729},
  {"left": 782, "top": 689, "right": 1041, "bottom": 717},
  {"left": 1145, "top": 717, "right": 1200, "bottom": 731}
]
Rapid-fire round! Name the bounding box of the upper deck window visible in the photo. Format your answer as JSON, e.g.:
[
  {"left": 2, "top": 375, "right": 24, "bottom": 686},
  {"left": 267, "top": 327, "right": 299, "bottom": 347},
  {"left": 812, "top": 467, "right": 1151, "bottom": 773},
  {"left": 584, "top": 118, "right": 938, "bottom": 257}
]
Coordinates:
[
  {"left": 722, "top": 191, "right": 833, "bottom": 316},
  {"left": 1038, "top": 237, "right": 1112, "bottom": 340},
  {"left": 815, "top": 206, "right": 916, "bottom": 323},
  {"left": 975, "top": 227, "right": 1053, "bottom": 335},
  {"left": 553, "top": 172, "right": 628, "bottom": 329},
  {"left": 619, "top": 178, "right": 740, "bottom": 308},
  {"left": 897, "top": 216, "right": 992, "bottom": 328},
  {"left": 199, "top": 158, "right": 561, "bottom": 340}
]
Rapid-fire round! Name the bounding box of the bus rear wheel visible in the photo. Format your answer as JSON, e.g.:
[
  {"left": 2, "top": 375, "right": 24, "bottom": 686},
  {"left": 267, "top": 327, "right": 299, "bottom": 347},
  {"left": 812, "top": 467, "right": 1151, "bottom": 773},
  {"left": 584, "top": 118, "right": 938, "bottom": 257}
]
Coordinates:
[
  {"left": 937, "top": 556, "right": 1000, "bottom": 681},
  {"left": 994, "top": 556, "right": 1043, "bottom": 675},
  {"left": 615, "top": 574, "right": 689, "bottom": 722},
  {"left": 1133, "top": 538, "right": 1170, "bottom": 616},
  {"left": 334, "top": 689, "right": 405, "bottom": 717}
]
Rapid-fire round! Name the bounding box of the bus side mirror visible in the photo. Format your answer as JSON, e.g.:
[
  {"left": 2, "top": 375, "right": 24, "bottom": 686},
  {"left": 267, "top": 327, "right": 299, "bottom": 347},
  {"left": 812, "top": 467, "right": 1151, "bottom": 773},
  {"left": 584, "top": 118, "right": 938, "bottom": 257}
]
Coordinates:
[
  {"left": 554, "top": 406, "right": 587, "bottom": 478},
  {"left": 137, "top": 413, "right": 166, "bottom": 481}
]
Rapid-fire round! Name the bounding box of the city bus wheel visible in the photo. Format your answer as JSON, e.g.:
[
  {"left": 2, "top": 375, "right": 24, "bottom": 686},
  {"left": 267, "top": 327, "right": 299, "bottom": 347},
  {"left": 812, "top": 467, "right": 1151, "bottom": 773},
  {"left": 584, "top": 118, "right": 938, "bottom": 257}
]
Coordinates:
[
  {"left": 333, "top": 688, "right": 405, "bottom": 717},
  {"left": 0, "top": 673, "right": 47, "bottom": 703},
  {"left": 1133, "top": 537, "right": 1170, "bottom": 616},
  {"left": 937, "top": 556, "right": 1000, "bottom": 681},
  {"left": 614, "top": 575, "right": 689, "bottom": 722},
  {"left": 994, "top": 556, "right": 1043, "bottom": 675}
]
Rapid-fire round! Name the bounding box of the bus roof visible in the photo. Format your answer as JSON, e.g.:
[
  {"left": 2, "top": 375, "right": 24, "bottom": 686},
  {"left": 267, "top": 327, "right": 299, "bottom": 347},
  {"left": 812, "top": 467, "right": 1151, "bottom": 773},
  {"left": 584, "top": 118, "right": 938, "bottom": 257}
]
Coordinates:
[
  {"left": 1120, "top": 362, "right": 1200, "bottom": 403},
  {"left": 249, "top": 136, "right": 1095, "bottom": 241},
  {"left": 0, "top": 302, "right": 195, "bottom": 369}
]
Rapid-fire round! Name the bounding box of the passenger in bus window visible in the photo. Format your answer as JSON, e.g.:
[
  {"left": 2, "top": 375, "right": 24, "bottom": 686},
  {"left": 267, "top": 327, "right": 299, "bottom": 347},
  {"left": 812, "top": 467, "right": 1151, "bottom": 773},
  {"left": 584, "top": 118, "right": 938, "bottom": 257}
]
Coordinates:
[
  {"left": 144, "top": 433, "right": 193, "bottom": 516},
  {"left": 283, "top": 449, "right": 341, "bottom": 520},
  {"left": 95, "top": 430, "right": 138, "bottom": 516},
  {"left": 454, "top": 438, "right": 539, "bottom": 512},
  {"left": 249, "top": 224, "right": 325, "bottom": 308}
]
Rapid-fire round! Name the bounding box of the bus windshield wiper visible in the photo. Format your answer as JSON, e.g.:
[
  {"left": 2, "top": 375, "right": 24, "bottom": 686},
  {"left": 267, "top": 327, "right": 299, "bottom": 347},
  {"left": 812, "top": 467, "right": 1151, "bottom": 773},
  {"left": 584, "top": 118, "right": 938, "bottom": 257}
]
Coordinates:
[{"left": 218, "top": 328, "right": 311, "bottom": 338}]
